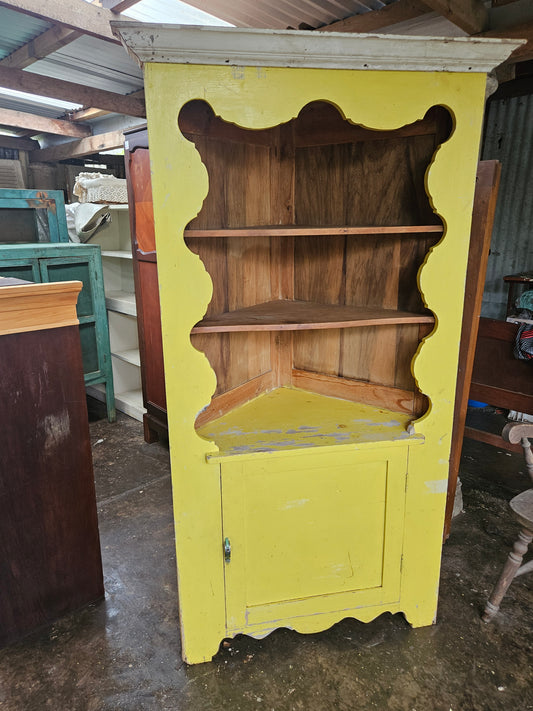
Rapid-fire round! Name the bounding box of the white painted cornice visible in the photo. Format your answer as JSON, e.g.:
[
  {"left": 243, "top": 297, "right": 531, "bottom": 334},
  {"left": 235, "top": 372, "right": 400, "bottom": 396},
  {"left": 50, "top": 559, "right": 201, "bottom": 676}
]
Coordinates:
[{"left": 111, "top": 22, "right": 524, "bottom": 74}]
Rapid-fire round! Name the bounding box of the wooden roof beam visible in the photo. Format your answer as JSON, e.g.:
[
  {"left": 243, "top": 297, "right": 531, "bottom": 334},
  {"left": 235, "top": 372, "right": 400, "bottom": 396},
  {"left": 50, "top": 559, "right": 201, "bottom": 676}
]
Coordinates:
[
  {"left": 68, "top": 90, "right": 144, "bottom": 123},
  {"left": 0, "top": 25, "right": 82, "bottom": 70},
  {"left": 0, "top": 0, "right": 133, "bottom": 44},
  {"left": 67, "top": 107, "right": 112, "bottom": 122},
  {"left": 422, "top": 0, "right": 489, "bottom": 34},
  {"left": 0, "top": 107, "right": 91, "bottom": 137},
  {"left": 0, "top": 133, "right": 39, "bottom": 151},
  {"left": 0, "top": 66, "right": 146, "bottom": 118},
  {"left": 478, "top": 19, "right": 533, "bottom": 63},
  {"left": 29, "top": 130, "right": 128, "bottom": 162},
  {"left": 317, "top": 0, "right": 431, "bottom": 33}
]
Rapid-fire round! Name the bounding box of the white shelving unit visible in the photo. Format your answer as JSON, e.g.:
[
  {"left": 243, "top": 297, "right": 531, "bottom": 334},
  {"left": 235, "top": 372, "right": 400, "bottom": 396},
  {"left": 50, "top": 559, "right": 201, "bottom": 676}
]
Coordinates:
[{"left": 86, "top": 204, "right": 145, "bottom": 421}]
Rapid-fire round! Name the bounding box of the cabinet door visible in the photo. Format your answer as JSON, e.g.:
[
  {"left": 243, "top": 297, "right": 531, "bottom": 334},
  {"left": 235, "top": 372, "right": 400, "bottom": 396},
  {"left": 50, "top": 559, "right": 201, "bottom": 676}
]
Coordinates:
[
  {"left": 0, "top": 258, "right": 40, "bottom": 282},
  {"left": 39, "top": 256, "right": 100, "bottom": 377},
  {"left": 221, "top": 447, "right": 407, "bottom": 633}
]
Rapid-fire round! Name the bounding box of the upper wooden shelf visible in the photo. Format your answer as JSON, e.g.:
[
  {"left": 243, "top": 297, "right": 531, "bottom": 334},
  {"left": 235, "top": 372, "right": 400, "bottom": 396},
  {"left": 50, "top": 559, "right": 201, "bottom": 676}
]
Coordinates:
[
  {"left": 185, "top": 225, "right": 443, "bottom": 238},
  {"left": 192, "top": 299, "right": 434, "bottom": 333}
]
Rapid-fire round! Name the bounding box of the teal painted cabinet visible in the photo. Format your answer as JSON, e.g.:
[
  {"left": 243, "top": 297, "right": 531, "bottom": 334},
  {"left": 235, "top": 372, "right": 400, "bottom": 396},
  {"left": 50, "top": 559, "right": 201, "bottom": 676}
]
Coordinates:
[
  {"left": 0, "top": 243, "right": 115, "bottom": 421},
  {"left": 0, "top": 189, "right": 70, "bottom": 244}
]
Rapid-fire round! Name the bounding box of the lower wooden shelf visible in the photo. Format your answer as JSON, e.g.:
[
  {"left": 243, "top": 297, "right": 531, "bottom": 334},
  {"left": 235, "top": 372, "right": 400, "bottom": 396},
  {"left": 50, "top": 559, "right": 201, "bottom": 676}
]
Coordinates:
[
  {"left": 105, "top": 290, "right": 137, "bottom": 316},
  {"left": 88, "top": 383, "right": 145, "bottom": 421},
  {"left": 196, "top": 386, "right": 423, "bottom": 459}
]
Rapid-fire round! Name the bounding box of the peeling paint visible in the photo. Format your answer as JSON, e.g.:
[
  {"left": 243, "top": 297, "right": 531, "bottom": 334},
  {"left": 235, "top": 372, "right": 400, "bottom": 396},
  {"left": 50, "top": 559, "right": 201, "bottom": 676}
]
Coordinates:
[
  {"left": 281, "top": 498, "right": 310, "bottom": 510},
  {"left": 424, "top": 479, "right": 448, "bottom": 494}
]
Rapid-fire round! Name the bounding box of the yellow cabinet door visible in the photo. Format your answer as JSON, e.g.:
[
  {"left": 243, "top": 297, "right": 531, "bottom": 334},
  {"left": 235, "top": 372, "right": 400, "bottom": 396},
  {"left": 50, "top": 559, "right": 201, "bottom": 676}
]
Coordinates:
[{"left": 221, "top": 446, "right": 408, "bottom": 635}]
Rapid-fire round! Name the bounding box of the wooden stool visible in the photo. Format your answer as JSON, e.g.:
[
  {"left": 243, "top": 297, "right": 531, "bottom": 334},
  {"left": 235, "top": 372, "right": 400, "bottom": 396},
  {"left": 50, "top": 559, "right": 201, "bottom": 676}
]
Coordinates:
[{"left": 482, "top": 423, "right": 533, "bottom": 622}]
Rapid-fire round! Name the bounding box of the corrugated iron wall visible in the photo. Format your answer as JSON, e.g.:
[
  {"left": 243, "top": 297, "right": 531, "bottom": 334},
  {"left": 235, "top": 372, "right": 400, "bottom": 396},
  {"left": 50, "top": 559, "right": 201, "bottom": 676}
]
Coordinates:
[{"left": 481, "top": 91, "right": 533, "bottom": 319}]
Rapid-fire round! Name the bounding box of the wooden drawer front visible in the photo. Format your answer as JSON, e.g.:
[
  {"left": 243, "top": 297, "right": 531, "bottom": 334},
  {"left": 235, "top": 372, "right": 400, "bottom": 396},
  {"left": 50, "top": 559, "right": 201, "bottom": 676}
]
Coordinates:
[{"left": 221, "top": 447, "right": 407, "bottom": 632}]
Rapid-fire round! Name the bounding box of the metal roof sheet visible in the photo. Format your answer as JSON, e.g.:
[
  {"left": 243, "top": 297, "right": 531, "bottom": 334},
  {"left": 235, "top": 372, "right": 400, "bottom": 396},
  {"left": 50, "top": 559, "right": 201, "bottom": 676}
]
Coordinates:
[
  {"left": 125, "top": 0, "right": 232, "bottom": 25},
  {"left": 179, "top": 0, "right": 393, "bottom": 29},
  {"left": 0, "top": 6, "right": 51, "bottom": 61},
  {"left": 0, "top": 89, "right": 82, "bottom": 118},
  {"left": 26, "top": 35, "right": 143, "bottom": 96}
]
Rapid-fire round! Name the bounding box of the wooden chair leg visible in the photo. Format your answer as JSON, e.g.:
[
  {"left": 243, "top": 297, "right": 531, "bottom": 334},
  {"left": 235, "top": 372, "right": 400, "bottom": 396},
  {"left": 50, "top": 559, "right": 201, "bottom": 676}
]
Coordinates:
[{"left": 482, "top": 527, "right": 533, "bottom": 622}]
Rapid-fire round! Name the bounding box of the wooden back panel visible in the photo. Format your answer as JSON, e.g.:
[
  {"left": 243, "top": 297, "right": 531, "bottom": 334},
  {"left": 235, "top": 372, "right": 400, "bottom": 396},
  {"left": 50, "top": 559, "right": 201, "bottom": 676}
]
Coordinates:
[
  {"left": 179, "top": 101, "right": 450, "bottom": 417},
  {"left": 293, "top": 108, "right": 448, "bottom": 401},
  {"left": 184, "top": 116, "right": 278, "bottom": 396}
]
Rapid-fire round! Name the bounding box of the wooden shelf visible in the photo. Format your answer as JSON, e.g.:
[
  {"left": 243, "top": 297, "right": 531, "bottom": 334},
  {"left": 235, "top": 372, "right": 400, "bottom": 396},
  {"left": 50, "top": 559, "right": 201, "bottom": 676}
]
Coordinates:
[
  {"left": 105, "top": 290, "right": 136, "bottom": 316},
  {"left": 101, "top": 250, "right": 132, "bottom": 260},
  {"left": 87, "top": 383, "right": 145, "bottom": 420},
  {"left": 185, "top": 225, "right": 443, "bottom": 238},
  {"left": 192, "top": 299, "right": 434, "bottom": 333},
  {"left": 197, "top": 387, "right": 422, "bottom": 459},
  {"left": 112, "top": 348, "right": 141, "bottom": 367}
]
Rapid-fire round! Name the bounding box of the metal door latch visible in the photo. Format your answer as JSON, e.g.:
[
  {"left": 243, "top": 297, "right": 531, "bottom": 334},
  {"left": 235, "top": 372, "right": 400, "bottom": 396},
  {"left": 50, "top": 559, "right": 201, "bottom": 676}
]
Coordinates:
[{"left": 223, "top": 537, "right": 231, "bottom": 563}]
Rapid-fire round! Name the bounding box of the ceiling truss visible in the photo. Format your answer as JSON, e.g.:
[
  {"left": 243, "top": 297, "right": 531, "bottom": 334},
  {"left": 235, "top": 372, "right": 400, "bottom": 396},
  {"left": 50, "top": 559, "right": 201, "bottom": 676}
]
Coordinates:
[{"left": 0, "top": 0, "right": 531, "bottom": 161}]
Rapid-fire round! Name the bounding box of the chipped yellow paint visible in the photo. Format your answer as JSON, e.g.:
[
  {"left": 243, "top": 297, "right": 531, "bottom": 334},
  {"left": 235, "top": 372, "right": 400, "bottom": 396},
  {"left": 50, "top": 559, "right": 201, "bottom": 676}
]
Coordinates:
[
  {"left": 143, "top": 61, "right": 488, "bottom": 663},
  {"left": 221, "top": 445, "right": 407, "bottom": 633},
  {"left": 198, "top": 386, "right": 422, "bottom": 459}
]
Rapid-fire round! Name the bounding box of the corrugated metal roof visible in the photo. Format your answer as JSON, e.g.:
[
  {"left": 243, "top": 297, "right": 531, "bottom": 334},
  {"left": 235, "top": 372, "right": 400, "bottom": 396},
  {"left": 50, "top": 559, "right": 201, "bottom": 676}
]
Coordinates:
[
  {"left": 0, "top": 0, "right": 394, "bottom": 125},
  {"left": 178, "top": 0, "right": 393, "bottom": 29},
  {"left": 125, "top": 0, "right": 232, "bottom": 25},
  {"left": 0, "top": 90, "right": 81, "bottom": 118},
  {"left": 26, "top": 35, "right": 143, "bottom": 96},
  {"left": 481, "top": 92, "right": 533, "bottom": 319},
  {"left": 376, "top": 10, "right": 467, "bottom": 36},
  {"left": 0, "top": 6, "right": 51, "bottom": 61}
]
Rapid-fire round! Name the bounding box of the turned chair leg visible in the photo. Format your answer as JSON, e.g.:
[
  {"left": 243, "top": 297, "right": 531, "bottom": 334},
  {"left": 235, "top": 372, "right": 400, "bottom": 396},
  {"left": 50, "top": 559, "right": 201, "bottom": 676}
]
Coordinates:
[{"left": 482, "top": 527, "right": 533, "bottom": 622}]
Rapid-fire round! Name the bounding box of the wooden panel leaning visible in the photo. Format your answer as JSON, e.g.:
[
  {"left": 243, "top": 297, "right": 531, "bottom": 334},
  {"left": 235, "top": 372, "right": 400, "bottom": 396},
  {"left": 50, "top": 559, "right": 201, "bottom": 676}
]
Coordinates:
[{"left": 445, "top": 161, "right": 501, "bottom": 540}]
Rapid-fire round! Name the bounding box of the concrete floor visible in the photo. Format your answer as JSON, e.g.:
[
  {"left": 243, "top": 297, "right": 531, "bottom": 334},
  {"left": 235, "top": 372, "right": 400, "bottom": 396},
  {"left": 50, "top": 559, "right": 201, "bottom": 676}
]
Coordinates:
[{"left": 0, "top": 407, "right": 532, "bottom": 711}]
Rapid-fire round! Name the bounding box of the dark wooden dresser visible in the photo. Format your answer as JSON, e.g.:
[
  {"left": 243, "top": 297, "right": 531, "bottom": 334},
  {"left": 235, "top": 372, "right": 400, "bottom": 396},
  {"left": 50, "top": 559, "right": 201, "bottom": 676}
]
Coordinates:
[{"left": 0, "top": 278, "right": 104, "bottom": 646}]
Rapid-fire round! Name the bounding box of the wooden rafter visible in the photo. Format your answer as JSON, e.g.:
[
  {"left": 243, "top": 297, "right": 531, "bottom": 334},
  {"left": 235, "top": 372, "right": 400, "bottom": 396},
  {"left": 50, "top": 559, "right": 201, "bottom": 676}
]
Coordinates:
[
  {"left": 479, "top": 19, "right": 533, "bottom": 63},
  {"left": 0, "top": 66, "right": 145, "bottom": 118},
  {"left": 0, "top": 0, "right": 113, "bottom": 71},
  {"left": 0, "top": 133, "right": 39, "bottom": 151},
  {"left": 0, "top": 0, "right": 132, "bottom": 44},
  {"left": 0, "top": 107, "right": 91, "bottom": 137},
  {"left": 317, "top": 0, "right": 529, "bottom": 64},
  {"left": 67, "top": 107, "right": 112, "bottom": 122},
  {"left": 29, "top": 130, "right": 128, "bottom": 162},
  {"left": 0, "top": 25, "right": 82, "bottom": 70},
  {"left": 68, "top": 90, "right": 144, "bottom": 123},
  {"left": 422, "top": 0, "right": 489, "bottom": 34},
  {"left": 317, "top": 0, "right": 430, "bottom": 33}
]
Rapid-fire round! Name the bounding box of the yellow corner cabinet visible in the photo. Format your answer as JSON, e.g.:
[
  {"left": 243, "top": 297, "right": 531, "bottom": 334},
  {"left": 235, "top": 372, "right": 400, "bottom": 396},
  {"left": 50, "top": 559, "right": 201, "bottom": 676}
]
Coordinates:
[{"left": 115, "top": 24, "right": 521, "bottom": 664}]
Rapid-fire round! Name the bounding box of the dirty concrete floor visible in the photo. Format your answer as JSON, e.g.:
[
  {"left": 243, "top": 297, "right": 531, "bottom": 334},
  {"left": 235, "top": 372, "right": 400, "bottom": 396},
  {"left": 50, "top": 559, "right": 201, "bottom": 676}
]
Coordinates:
[{"left": 0, "top": 407, "right": 532, "bottom": 711}]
